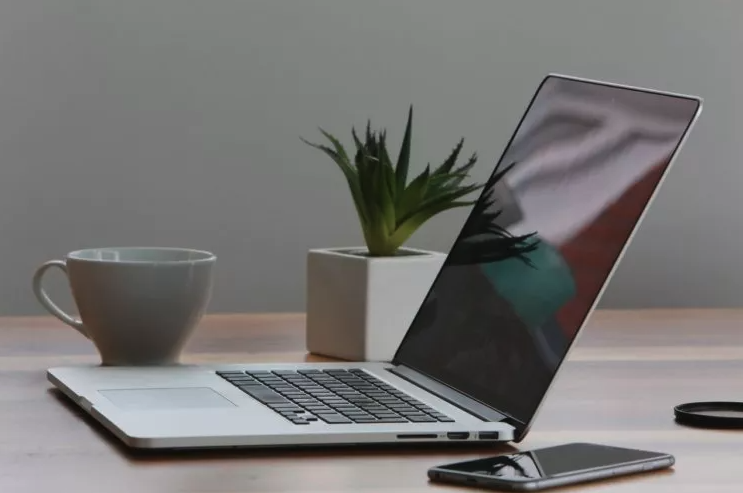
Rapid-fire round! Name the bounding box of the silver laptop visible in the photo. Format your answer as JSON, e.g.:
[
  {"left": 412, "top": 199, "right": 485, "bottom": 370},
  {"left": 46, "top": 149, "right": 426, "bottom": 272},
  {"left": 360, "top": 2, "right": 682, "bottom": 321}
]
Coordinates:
[{"left": 47, "top": 74, "right": 702, "bottom": 449}]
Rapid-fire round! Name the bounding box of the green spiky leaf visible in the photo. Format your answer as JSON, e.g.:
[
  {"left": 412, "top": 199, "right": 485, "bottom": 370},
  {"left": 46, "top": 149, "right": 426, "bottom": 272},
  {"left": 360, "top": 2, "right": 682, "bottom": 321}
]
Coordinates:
[
  {"left": 396, "top": 165, "right": 431, "bottom": 222},
  {"left": 395, "top": 106, "right": 413, "bottom": 194},
  {"left": 432, "top": 138, "right": 464, "bottom": 176}
]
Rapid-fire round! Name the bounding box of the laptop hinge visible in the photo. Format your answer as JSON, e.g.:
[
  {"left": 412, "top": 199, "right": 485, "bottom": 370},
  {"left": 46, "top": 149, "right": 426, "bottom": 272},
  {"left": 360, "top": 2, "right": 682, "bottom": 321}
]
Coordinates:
[{"left": 388, "top": 365, "right": 508, "bottom": 423}]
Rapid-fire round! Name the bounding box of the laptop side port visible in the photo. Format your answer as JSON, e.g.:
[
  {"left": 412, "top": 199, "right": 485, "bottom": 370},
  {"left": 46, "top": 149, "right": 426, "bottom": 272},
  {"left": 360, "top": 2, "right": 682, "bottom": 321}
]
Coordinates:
[
  {"left": 478, "top": 431, "right": 500, "bottom": 440},
  {"left": 446, "top": 432, "right": 470, "bottom": 440}
]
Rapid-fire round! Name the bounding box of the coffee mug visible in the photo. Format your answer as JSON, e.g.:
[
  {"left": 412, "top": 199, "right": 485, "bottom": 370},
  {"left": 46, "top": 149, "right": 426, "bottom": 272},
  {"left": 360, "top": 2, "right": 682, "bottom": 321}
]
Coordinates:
[{"left": 32, "top": 247, "right": 216, "bottom": 366}]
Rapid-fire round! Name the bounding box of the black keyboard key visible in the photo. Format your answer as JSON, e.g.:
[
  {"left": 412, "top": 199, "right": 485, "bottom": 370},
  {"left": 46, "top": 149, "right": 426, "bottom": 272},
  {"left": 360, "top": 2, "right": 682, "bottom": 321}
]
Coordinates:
[
  {"left": 347, "top": 382, "right": 372, "bottom": 389},
  {"left": 338, "top": 396, "right": 364, "bottom": 402},
  {"left": 298, "top": 369, "right": 322, "bottom": 374},
  {"left": 237, "top": 383, "right": 265, "bottom": 390},
  {"left": 380, "top": 398, "right": 405, "bottom": 404},
  {"left": 317, "top": 413, "right": 353, "bottom": 424},
  {"left": 376, "top": 417, "right": 408, "bottom": 423},
  {"left": 371, "top": 412, "right": 400, "bottom": 418},
  {"left": 307, "top": 392, "right": 335, "bottom": 399},
  {"left": 306, "top": 406, "right": 333, "bottom": 413},
  {"left": 399, "top": 408, "right": 426, "bottom": 414},
  {"left": 352, "top": 417, "right": 379, "bottom": 423},
  {"left": 408, "top": 415, "right": 437, "bottom": 423},
  {"left": 389, "top": 405, "right": 416, "bottom": 411},
  {"left": 240, "top": 386, "right": 290, "bottom": 404},
  {"left": 364, "top": 406, "right": 389, "bottom": 413},
  {"left": 343, "top": 411, "right": 373, "bottom": 418},
  {"left": 280, "top": 410, "right": 306, "bottom": 417},
  {"left": 324, "top": 382, "right": 349, "bottom": 388},
  {"left": 338, "top": 379, "right": 366, "bottom": 385},
  {"left": 217, "top": 370, "right": 245, "bottom": 376},
  {"left": 246, "top": 371, "right": 272, "bottom": 376},
  {"left": 366, "top": 392, "right": 388, "bottom": 398},
  {"left": 285, "top": 379, "right": 313, "bottom": 387},
  {"left": 230, "top": 379, "right": 261, "bottom": 386},
  {"left": 308, "top": 374, "right": 335, "bottom": 380},
  {"left": 290, "top": 419, "right": 310, "bottom": 425},
  {"left": 338, "top": 376, "right": 365, "bottom": 383},
  {"left": 347, "top": 396, "right": 375, "bottom": 403},
  {"left": 272, "top": 370, "right": 298, "bottom": 375},
  {"left": 257, "top": 376, "right": 284, "bottom": 382},
  {"left": 344, "top": 395, "right": 368, "bottom": 401},
  {"left": 268, "top": 403, "right": 302, "bottom": 411},
  {"left": 414, "top": 403, "right": 436, "bottom": 410},
  {"left": 325, "top": 369, "right": 350, "bottom": 375},
  {"left": 356, "top": 404, "right": 379, "bottom": 411}
]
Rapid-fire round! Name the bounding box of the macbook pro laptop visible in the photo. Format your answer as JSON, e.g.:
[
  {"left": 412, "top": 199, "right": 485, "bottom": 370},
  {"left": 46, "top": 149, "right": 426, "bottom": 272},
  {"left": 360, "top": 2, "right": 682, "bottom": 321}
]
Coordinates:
[{"left": 47, "top": 74, "right": 702, "bottom": 449}]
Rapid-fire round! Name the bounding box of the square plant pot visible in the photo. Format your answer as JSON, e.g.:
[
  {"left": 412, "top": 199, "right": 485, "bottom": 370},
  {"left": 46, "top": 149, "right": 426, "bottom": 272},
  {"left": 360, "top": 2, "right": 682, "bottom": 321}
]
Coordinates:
[{"left": 306, "top": 246, "right": 446, "bottom": 362}]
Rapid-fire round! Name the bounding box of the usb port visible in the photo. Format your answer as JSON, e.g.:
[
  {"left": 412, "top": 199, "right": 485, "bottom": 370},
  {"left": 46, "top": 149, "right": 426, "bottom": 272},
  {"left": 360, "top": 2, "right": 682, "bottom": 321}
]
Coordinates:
[
  {"left": 478, "top": 431, "right": 500, "bottom": 440},
  {"left": 446, "top": 432, "right": 470, "bottom": 440}
]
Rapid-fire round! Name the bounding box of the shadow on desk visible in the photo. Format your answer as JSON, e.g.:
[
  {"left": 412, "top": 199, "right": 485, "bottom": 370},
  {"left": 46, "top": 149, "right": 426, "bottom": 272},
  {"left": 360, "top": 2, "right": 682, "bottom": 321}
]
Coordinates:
[{"left": 48, "top": 388, "right": 517, "bottom": 462}]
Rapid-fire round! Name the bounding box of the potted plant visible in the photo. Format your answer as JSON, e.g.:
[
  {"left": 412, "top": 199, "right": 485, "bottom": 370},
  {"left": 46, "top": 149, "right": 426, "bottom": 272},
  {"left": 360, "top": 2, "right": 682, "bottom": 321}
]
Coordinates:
[{"left": 301, "top": 106, "right": 485, "bottom": 361}]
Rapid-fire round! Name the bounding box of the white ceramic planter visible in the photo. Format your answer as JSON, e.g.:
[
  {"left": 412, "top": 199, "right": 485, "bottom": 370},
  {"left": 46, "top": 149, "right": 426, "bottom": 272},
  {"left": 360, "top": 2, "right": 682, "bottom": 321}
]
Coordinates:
[{"left": 306, "top": 247, "right": 446, "bottom": 362}]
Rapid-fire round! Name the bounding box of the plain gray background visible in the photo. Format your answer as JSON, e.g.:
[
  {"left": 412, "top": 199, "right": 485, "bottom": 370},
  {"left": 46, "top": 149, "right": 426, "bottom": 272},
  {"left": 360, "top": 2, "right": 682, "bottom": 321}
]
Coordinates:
[{"left": 1, "top": 0, "right": 736, "bottom": 315}]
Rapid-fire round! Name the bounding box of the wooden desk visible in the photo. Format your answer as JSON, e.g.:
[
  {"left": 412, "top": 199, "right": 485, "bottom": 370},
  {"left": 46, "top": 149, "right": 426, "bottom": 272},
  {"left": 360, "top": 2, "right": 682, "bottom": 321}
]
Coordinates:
[{"left": 1, "top": 310, "right": 742, "bottom": 492}]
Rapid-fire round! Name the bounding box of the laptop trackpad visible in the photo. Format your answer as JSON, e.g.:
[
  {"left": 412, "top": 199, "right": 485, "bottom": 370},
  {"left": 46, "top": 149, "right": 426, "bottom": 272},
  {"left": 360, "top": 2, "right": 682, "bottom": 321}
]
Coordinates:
[{"left": 99, "top": 387, "right": 236, "bottom": 410}]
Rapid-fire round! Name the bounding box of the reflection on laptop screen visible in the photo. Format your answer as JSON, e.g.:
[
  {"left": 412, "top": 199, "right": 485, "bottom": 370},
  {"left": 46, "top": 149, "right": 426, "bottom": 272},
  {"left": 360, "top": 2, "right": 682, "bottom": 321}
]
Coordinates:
[{"left": 394, "top": 75, "right": 700, "bottom": 426}]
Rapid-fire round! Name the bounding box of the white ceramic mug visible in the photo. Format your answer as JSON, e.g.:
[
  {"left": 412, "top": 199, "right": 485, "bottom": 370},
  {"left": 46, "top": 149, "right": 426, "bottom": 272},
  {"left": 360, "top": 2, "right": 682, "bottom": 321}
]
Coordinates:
[{"left": 32, "top": 247, "right": 216, "bottom": 366}]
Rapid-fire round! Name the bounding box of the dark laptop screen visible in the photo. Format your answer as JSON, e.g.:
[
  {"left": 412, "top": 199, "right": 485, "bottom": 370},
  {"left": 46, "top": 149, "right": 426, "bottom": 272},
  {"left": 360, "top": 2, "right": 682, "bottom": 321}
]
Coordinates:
[{"left": 393, "top": 75, "right": 700, "bottom": 427}]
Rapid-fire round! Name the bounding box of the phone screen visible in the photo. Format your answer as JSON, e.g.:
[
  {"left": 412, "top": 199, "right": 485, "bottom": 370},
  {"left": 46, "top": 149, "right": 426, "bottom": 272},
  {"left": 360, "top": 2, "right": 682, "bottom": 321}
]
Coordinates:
[{"left": 437, "top": 443, "right": 667, "bottom": 480}]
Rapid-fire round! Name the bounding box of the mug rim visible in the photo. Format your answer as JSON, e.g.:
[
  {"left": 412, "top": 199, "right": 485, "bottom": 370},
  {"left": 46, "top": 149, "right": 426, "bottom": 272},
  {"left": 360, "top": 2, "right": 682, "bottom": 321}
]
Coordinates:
[{"left": 66, "top": 246, "right": 216, "bottom": 264}]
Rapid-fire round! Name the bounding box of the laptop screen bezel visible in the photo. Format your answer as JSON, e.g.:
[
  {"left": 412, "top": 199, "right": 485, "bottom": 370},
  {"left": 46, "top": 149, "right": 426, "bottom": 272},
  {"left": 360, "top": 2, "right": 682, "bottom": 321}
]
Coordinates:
[{"left": 391, "top": 73, "right": 703, "bottom": 442}]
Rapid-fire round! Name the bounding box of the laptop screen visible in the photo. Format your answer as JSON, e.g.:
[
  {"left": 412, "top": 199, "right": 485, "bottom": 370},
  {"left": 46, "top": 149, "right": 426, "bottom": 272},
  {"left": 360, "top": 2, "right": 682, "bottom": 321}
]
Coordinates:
[{"left": 393, "top": 75, "right": 700, "bottom": 429}]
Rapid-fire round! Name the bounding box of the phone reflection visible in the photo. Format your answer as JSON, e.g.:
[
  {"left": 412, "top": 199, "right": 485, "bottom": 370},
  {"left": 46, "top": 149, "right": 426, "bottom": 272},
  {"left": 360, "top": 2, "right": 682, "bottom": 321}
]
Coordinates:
[{"left": 472, "top": 452, "right": 544, "bottom": 479}]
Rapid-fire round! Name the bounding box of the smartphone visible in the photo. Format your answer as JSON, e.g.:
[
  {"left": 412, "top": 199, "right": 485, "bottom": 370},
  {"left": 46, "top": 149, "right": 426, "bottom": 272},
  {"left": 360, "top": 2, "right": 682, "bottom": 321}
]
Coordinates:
[{"left": 427, "top": 442, "right": 674, "bottom": 491}]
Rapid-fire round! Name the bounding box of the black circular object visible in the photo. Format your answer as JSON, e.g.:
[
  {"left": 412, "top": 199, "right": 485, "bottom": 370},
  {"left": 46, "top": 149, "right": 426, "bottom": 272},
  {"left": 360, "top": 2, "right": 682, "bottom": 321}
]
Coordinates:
[{"left": 674, "top": 401, "right": 743, "bottom": 429}]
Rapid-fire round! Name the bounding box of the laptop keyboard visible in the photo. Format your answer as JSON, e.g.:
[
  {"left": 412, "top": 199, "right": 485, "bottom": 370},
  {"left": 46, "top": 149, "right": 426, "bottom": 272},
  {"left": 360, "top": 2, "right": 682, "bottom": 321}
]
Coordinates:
[{"left": 216, "top": 368, "right": 454, "bottom": 425}]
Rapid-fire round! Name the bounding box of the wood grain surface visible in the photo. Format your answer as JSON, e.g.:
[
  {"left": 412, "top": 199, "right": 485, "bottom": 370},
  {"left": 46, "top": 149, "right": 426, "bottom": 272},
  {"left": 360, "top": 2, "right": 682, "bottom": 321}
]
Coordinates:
[{"left": 1, "top": 309, "right": 742, "bottom": 492}]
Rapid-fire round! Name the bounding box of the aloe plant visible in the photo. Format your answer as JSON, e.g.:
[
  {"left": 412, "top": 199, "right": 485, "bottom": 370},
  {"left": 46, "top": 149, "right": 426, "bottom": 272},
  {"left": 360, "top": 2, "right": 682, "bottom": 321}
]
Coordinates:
[{"left": 301, "top": 106, "right": 484, "bottom": 256}]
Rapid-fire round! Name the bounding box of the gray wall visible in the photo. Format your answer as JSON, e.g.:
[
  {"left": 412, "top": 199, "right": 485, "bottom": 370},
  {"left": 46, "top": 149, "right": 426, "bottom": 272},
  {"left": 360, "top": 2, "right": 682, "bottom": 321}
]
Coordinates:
[{"left": 0, "top": 0, "right": 737, "bottom": 315}]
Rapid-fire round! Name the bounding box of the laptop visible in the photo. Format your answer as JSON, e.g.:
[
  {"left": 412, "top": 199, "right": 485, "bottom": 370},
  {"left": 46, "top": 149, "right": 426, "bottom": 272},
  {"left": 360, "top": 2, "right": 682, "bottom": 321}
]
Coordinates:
[{"left": 47, "top": 74, "right": 702, "bottom": 449}]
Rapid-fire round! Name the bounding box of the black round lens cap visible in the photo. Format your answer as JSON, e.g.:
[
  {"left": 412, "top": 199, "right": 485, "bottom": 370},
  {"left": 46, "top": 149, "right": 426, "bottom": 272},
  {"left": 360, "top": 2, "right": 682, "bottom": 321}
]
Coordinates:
[{"left": 674, "top": 401, "right": 743, "bottom": 429}]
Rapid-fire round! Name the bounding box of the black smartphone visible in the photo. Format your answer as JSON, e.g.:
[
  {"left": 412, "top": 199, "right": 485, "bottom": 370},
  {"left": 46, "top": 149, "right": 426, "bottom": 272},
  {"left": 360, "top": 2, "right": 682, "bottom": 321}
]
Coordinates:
[{"left": 427, "top": 442, "right": 674, "bottom": 491}]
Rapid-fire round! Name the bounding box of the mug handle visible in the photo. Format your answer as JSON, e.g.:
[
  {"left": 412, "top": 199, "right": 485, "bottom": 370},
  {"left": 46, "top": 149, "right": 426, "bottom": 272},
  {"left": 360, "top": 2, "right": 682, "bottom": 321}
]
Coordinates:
[{"left": 32, "top": 260, "right": 88, "bottom": 339}]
